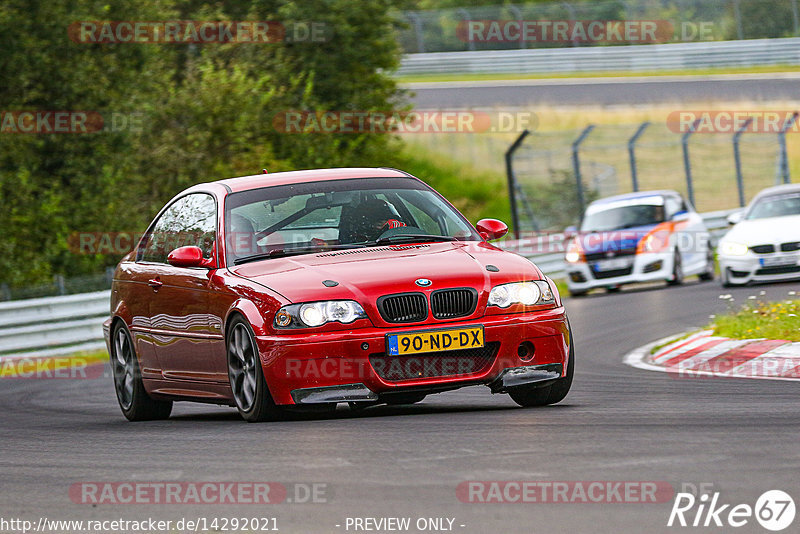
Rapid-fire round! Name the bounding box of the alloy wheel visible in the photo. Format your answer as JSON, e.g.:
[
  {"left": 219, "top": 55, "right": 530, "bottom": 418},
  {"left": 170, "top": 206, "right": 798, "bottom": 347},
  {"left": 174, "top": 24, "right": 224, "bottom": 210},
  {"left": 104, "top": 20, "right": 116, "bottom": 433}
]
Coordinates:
[{"left": 228, "top": 323, "right": 258, "bottom": 412}]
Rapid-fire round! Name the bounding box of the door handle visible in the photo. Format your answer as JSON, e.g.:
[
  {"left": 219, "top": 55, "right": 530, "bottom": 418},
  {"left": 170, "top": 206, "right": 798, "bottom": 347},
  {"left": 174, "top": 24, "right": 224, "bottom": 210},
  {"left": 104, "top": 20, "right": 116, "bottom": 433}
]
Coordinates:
[{"left": 147, "top": 278, "right": 163, "bottom": 289}]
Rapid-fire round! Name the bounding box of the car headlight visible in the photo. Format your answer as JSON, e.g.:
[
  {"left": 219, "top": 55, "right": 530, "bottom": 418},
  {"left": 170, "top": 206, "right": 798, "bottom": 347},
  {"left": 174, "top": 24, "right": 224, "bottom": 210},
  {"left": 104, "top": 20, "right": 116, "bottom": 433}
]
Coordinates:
[
  {"left": 274, "top": 300, "right": 367, "bottom": 328},
  {"left": 719, "top": 241, "right": 749, "bottom": 257},
  {"left": 488, "top": 281, "right": 554, "bottom": 308},
  {"left": 565, "top": 238, "right": 583, "bottom": 263}
]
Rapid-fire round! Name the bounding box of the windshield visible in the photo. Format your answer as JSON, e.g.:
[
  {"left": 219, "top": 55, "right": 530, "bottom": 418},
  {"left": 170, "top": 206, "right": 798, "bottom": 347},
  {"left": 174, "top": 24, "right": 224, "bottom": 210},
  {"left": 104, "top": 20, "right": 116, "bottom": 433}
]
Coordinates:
[
  {"left": 580, "top": 201, "right": 667, "bottom": 232},
  {"left": 746, "top": 192, "right": 800, "bottom": 220},
  {"left": 224, "top": 176, "right": 479, "bottom": 264}
]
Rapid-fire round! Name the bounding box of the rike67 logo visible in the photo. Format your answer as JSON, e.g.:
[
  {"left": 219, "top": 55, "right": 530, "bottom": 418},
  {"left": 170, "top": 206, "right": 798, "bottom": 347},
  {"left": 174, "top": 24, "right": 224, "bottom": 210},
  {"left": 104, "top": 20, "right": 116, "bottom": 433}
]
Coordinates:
[{"left": 668, "top": 489, "right": 795, "bottom": 531}]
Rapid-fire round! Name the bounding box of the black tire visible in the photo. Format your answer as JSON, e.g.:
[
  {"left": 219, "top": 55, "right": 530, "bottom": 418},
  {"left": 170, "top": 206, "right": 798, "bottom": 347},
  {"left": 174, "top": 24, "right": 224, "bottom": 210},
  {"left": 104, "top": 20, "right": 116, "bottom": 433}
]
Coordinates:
[
  {"left": 111, "top": 322, "right": 172, "bottom": 421},
  {"left": 699, "top": 249, "right": 715, "bottom": 281},
  {"left": 508, "top": 325, "right": 575, "bottom": 408},
  {"left": 667, "top": 250, "right": 684, "bottom": 286},
  {"left": 607, "top": 286, "right": 621, "bottom": 293},
  {"left": 227, "top": 316, "right": 284, "bottom": 423},
  {"left": 568, "top": 289, "right": 588, "bottom": 298}
]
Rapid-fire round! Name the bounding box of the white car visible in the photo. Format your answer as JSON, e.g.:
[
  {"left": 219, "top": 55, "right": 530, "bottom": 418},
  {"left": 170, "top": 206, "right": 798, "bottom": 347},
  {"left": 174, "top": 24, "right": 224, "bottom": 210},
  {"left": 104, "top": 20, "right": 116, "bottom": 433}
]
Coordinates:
[
  {"left": 718, "top": 184, "right": 800, "bottom": 287},
  {"left": 564, "top": 191, "right": 714, "bottom": 296}
]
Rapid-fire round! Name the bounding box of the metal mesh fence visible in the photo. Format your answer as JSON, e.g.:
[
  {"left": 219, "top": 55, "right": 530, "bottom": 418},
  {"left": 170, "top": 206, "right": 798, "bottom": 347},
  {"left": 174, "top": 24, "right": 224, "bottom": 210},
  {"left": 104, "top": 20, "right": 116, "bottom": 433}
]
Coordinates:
[
  {"left": 397, "top": 0, "right": 800, "bottom": 54},
  {"left": 0, "top": 270, "right": 113, "bottom": 302},
  {"left": 510, "top": 123, "right": 787, "bottom": 232}
]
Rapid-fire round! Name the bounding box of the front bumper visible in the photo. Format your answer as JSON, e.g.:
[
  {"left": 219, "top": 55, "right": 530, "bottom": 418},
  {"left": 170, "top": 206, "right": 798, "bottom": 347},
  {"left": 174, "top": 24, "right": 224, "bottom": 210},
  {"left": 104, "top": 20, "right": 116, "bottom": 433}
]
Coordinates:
[
  {"left": 256, "top": 307, "right": 570, "bottom": 405},
  {"left": 720, "top": 252, "right": 800, "bottom": 285},
  {"left": 565, "top": 251, "right": 673, "bottom": 292}
]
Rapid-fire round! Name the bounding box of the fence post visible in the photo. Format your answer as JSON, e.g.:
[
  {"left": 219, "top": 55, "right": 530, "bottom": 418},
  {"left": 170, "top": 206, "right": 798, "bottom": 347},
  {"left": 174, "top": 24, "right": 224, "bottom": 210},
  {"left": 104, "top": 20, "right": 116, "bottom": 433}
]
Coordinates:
[
  {"left": 457, "top": 8, "right": 475, "bottom": 51},
  {"left": 505, "top": 129, "right": 531, "bottom": 239},
  {"left": 508, "top": 5, "right": 525, "bottom": 49},
  {"left": 681, "top": 119, "right": 701, "bottom": 208},
  {"left": 406, "top": 12, "right": 425, "bottom": 53},
  {"left": 732, "top": 0, "right": 744, "bottom": 40},
  {"left": 561, "top": 2, "right": 579, "bottom": 46},
  {"left": 792, "top": 0, "right": 800, "bottom": 36},
  {"left": 627, "top": 121, "right": 650, "bottom": 192},
  {"left": 54, "top": 274, "right": 66, "bottom": 296},
  {"left": 571, "top": 125, "right": 595, "bottom": 214},
  {"left": 778, "top": 112, "right": 798, "bottom": 184},
  {"left": 732, "top": 117, "right": 753, "bottom": 207}
]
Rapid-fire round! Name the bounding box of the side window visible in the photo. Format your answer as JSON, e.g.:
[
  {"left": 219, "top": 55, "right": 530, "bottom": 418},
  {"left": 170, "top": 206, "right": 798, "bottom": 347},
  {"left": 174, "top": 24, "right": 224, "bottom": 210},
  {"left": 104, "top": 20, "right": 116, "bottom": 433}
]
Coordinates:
[{"left": 139, "top": 194, "right": 216, "bottom": 263}]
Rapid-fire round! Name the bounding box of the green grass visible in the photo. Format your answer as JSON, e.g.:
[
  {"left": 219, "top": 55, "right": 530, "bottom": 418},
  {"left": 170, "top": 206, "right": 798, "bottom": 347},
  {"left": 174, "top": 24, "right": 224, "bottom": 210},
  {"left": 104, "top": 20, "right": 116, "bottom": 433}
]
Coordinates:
[
  {"left": 711, "top": 298, "right": 800, "bottom": 342},
  {"left": 396, "top": 65, "right": 800, "bottom": 84}
]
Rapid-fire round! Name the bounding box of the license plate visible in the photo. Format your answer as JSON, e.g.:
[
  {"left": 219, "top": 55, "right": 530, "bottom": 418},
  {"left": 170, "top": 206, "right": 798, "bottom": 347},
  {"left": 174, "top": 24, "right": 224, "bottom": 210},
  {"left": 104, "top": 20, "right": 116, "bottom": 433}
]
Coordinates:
[
  {"left": 386, "top": 326, "right": 484, "bottom": 356},
  {"left": 760, "top": 255, "right": 799, "bottom": 267},
  {"left": 593, "top": 258, "right": 631, "bottom": 271}
]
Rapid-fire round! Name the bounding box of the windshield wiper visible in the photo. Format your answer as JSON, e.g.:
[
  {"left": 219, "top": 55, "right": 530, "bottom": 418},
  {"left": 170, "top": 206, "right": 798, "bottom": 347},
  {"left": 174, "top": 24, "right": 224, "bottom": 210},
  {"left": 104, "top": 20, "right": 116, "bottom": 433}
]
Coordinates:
[
  {"left": 233, "top": 244, "right": 365, "bottom": 265},
  {"left": 372, "top": 234, "right": 458, "bottom": 246}
]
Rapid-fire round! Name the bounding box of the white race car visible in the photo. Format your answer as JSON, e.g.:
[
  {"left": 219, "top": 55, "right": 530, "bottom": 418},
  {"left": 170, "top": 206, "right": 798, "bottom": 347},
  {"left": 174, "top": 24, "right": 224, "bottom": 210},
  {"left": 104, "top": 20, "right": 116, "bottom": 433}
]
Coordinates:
[
  {"left": 718, "top": 184, "right": 800, "bottom": 287},
  {"left": 564, "top": 191, "right": 714, "bottom": 296}
]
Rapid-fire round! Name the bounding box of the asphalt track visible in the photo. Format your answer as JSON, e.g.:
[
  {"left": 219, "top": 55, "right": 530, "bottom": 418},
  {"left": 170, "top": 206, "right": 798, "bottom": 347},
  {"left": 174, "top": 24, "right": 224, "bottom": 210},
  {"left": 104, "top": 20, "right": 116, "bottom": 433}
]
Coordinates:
[
  {"left": 406, "top": 73, "right": 800, "bottom": 107},
  {"left": 2, "top": 279, "right": 799, "bottom": 533}
]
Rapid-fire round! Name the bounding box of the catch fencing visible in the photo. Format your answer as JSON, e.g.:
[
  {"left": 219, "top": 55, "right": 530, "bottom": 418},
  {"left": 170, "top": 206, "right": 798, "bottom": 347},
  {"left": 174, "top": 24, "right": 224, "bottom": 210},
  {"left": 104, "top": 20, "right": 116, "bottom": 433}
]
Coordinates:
[
  {"left": 398, "top": 0, "right": 800, "bottom": 54},
  {"left": 506, "top": 118, "right": 796, "bottom": 235}
]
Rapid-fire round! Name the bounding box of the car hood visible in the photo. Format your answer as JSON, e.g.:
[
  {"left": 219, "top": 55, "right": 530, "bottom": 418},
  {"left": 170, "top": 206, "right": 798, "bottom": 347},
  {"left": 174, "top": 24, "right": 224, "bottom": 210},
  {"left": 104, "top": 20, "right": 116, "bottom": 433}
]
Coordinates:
[
  {"left": 722, "top": 215, "right": 800, "bottom": 245},
  {"left": 227, "top": 241, "right": 543, "bottom": 304},
  {"left": 578, "top": 224, "right": 658, "bottom": 254}
]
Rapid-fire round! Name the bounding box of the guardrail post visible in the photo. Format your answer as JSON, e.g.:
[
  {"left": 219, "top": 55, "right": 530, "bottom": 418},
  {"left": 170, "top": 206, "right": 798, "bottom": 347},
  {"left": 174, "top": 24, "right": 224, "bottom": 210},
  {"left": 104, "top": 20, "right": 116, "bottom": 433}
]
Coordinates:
[
  {"left": 792, "top": 0, "right": 800, "bottom": 36},
  {"left": 505, "top": 129, "right": 530, "bottom": 239},
  {"left": 627, "top": 121, "right": 650, "bottom": 192},
  {"left": 572, "top": 125, "right": 595, "bottom": 214},
  {"left": 0, "top": 284, "right": 10, "bottom": 302},
  {"left": 733, "top": 117, "right": 753, "bottom": 207},
  {"left": 778, "top": 112, "right": 798, "bottom": 184},
  {"left": 682, "top": 119, "right": 701, "bottom": 208}
]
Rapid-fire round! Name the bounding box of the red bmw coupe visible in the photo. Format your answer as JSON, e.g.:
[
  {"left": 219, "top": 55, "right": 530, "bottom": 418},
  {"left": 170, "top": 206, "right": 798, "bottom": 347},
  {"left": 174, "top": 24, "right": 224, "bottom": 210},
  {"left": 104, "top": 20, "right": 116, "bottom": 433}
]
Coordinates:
[{"left": 104, "top": 168, "right": 574, "bottom": 422}]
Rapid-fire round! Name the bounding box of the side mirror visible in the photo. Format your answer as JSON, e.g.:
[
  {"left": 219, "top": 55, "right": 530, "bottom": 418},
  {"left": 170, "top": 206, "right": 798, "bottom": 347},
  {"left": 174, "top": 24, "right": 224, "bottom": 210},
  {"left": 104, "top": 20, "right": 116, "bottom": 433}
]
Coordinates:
[
  {"left": 476, "top": 219, "right": 509, "bottom": 241},
  {"left": 167, "top": 246, "right": 205, "bottom": 268},
  {"left": 564, "top": 225, "right": 578, "bottom": 237},
  {"left": 671, "top": 210, "right": 690, "bottom": 223},
  {"left": 726, "top": 211, "right": 744, "bottom": 226}
]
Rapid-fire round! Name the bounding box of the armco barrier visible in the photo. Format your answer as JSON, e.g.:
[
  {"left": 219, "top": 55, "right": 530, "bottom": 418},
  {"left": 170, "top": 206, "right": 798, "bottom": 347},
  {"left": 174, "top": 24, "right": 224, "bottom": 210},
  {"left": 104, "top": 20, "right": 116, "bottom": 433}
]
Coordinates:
[
  {"left": 0, "top": 291, "right": 109, "bottom": 360},
  {"left": 398, "top": 38, "right": 800, "bottom": 75},
  {"left": 0, "top": 209, "right": 737, "bottom": 359}
]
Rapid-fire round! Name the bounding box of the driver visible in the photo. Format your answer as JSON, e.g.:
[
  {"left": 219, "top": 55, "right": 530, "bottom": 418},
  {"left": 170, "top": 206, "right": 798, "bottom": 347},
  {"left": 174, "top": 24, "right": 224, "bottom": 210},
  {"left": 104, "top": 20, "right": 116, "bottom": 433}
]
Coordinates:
[{"left": 352, "top": 198, "right": 406, "bottom": 241}]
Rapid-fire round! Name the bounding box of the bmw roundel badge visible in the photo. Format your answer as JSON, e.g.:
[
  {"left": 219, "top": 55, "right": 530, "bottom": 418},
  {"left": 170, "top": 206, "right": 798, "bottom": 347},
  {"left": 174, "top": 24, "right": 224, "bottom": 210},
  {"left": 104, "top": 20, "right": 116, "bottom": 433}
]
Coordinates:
[{"left": 415, "top": 278, "right": 432, "bottom": 287}]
